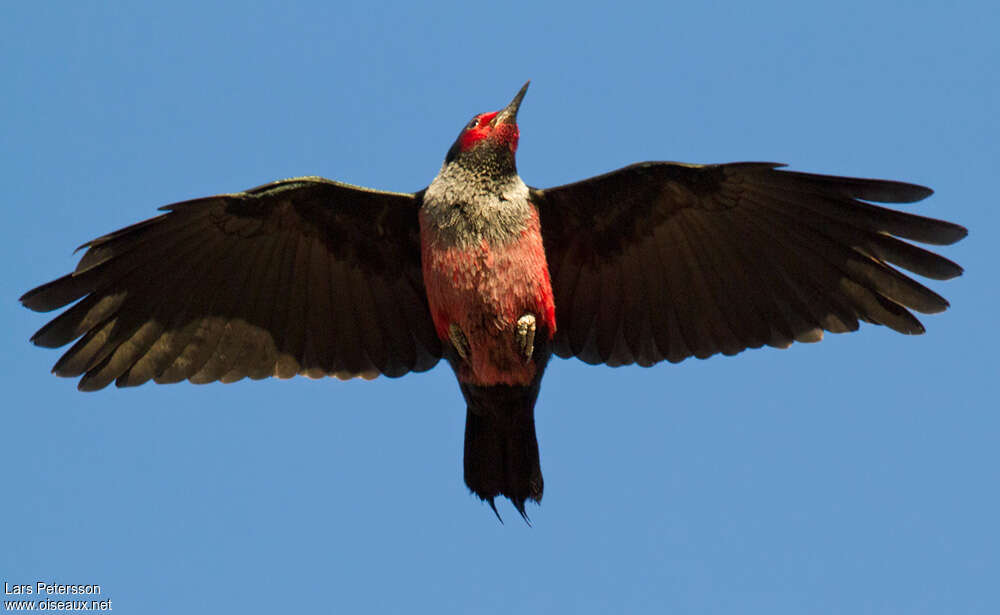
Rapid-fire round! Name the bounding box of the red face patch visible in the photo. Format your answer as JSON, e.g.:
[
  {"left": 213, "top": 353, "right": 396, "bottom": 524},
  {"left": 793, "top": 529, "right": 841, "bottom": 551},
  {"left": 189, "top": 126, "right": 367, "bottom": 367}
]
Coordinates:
[{"left": 458, "top": 111, "right": 519, "bottom": 154}]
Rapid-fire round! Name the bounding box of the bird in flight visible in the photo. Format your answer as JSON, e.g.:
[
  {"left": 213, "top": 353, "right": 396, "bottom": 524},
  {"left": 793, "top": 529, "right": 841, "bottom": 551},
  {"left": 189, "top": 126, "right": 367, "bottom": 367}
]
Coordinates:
[{"left": 22, "top": 82, "right": 966, "bottom": 521}]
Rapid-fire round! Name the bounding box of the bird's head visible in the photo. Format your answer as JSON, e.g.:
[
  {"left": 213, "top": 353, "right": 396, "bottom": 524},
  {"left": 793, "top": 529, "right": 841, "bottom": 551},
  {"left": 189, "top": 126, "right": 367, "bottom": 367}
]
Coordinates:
[{"left": 445, "top": 82, "right": 529, "bottom": 166}]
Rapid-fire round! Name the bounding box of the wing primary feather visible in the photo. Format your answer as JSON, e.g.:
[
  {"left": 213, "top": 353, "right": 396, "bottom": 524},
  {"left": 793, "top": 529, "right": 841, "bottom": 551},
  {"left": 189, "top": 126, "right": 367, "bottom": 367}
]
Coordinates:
[
  {"left": 677, "top": 210, "right": 768, "bottom": 353},
  {"left": 52, "top": 317, "right": 118, "bottom": 379},
  {"left": 77, "top": 230, "right": 226, "bottom": 390},
  {"left": 105, "top": 233, "right": 231, "bottom": 388},
  {"left": 724, "top": 207, "right": 823, "bottom": 344},
  {"left": 681, "top": 209, "right": 772, "bottom": 351},
  {"left": 74, "top": 204, "right": 220, "bottom": 274},
  {"left": 160, "top": 232, "right": 268, "bottom": 384},
  {"left": 861, "top": 234, "right": 964, "bottom": 281},
  {"left": 127, "top": 231, "right": 244, "bottom": 386},
  {"left": 22, "top": 272, "right": 105, "bottom": 313},
  {"left": 22, "top": 221, "right": 194, "bottom": 313},
  {"left": 53, "top": 224, "right": 219, "bottom": 380},
  {"left": 28, "top": 215, "right": 217, "bottom": 344},
  {"left": 762, "top": 192, "right": 965, "bottom": 281},
  {"left": 839, "top": 277, "right": 925, "bottom": 333},
  {"left": 72, "top": 213, "right": 174, "bottom": 272},
  {"left": 107, "top": 321, "right": 168, "bottom": 388},
  {"left": 752, "top": 168, "right": 933, "bottom": 203},
  {"left": 746, "top": 189, "right": 950, "bottom": 314},
  {"left": 744, "top": 172, "right": 967, "bottom": 245},
  {"left": 31, "top": 292, "right": 126, "bottom": 349},
  {"left": 729, "top": 205, "right": 858, "bottom": 337},
  {"left": 711, "top": 192, "right": 816, "bottom": 343},
  {"left": 741, "top": 193, "right": 921, "bottom": 333},
  {"left": 70, "top": 321, "right": 122, "bottom": 391}
]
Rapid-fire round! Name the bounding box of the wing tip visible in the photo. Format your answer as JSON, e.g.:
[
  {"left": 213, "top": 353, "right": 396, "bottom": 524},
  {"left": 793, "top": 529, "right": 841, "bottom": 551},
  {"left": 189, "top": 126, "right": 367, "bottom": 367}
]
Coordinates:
[{"left": 887, "top": 182, "right": 934, "bottom": 203}]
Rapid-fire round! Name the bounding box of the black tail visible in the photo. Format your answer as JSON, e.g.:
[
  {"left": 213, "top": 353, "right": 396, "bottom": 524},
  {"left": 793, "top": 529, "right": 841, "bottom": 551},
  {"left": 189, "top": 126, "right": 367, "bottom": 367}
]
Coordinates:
[{"left": 461, "top": 380, "right": 544, "bottom": 521}]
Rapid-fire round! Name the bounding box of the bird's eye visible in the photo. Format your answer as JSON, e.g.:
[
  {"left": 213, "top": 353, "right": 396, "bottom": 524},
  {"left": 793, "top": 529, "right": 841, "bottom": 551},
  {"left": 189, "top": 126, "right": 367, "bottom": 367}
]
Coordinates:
[{"left": 467, "top": 118, "right": 480, "bottom": 130}]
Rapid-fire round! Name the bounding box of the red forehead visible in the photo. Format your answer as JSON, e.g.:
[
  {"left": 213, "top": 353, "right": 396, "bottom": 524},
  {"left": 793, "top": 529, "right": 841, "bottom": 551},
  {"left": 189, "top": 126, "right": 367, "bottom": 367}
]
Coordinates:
[{"left": 458, "top": 111, "right": 520, "bottom": 153}]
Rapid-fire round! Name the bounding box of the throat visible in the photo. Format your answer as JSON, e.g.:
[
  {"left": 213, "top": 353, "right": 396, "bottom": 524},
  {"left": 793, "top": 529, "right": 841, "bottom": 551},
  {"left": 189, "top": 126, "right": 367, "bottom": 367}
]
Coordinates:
[{"left": 421, "top": 162, "right": 533, "bottom": 247}]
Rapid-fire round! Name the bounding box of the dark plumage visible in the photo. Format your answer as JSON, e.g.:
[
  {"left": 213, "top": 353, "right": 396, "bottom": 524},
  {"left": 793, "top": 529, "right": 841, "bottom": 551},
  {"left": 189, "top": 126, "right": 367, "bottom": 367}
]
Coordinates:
[{"left": 22, "top": 83, "right": 966, "bottom": 520}]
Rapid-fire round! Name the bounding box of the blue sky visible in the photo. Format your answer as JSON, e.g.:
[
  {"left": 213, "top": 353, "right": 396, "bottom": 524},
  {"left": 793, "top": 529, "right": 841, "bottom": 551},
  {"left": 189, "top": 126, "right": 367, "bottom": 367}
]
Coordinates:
[{"left": 3, "top": 2, "right": 996, "bottom": 613}]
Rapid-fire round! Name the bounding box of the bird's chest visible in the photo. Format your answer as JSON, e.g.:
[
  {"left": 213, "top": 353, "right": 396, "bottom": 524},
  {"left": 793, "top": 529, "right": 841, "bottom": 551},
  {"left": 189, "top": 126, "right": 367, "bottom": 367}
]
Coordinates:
[{"left": 418, "top": 200, "right": 556, "bottom": 343}]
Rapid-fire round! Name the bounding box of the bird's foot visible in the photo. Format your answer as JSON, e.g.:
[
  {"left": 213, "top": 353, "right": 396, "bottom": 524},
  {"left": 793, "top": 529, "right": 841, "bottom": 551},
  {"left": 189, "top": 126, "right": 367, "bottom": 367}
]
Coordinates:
[
  {"left": 516, "top": 314, "right": 536, "bottom": 362},
  {"left": 449, "top": 323, "right": 469, "bottom": 360}
]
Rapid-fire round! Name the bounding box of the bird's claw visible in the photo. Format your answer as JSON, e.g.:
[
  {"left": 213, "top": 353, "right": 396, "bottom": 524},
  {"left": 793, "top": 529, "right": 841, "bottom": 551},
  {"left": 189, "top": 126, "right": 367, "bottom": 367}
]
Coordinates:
[
  {"left": 516, "top": 314, "right": 536, "bottom": 362},
  {"left": 449, "top": 323, "right": 469, "bottom": 360}
]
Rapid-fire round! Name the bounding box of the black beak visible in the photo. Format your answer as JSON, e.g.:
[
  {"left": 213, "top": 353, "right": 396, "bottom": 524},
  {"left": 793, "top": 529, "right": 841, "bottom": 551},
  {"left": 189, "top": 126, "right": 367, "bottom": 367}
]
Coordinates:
[{"left": 491, "top": 81, "right": 530, "bottom": 126}]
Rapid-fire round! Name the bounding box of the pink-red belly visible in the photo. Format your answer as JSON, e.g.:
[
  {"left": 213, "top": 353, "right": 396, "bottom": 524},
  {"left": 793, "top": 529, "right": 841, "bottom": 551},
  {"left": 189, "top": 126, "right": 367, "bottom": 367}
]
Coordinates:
[{"left": 419, "top": 216, "right": 555, "bottom": 386}]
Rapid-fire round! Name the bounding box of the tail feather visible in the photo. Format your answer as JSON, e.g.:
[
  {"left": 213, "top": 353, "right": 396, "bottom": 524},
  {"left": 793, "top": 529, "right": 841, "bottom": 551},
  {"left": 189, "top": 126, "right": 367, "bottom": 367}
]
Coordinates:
[
  {"left": 449, "top": 337, "right": 551, "bottom": 522},
  {"left": 462, "top": 386, "right": 543, "bottom": 521}
]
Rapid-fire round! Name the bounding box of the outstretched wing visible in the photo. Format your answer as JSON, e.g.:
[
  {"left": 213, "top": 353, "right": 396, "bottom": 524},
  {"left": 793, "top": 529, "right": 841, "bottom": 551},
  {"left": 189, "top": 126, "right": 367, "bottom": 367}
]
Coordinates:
[
  {"left": 533, "top": 162, "right": 967, "bottom": 367},
  {"left": 22, "top": 177, "right": 442, "bottom": 390}
]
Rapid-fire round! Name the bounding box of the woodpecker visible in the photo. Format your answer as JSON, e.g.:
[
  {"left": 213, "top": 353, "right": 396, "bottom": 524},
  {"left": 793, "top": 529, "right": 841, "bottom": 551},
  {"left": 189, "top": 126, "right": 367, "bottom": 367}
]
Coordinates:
[{"left": 22, "top": 82, "right": 967, "bottom": 521}]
